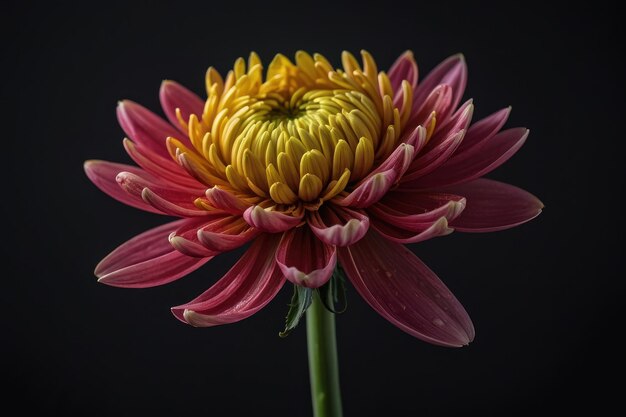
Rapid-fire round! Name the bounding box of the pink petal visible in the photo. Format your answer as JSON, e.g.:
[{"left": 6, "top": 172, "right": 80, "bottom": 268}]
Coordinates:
[
  {"left": 117, "top": 100, "right": 189, "bottom": 159},
  {"left": 413, "top": 54, "right": 467, "bottom": 115},
  {"left": 368, "top": 191, "right": 466, "bottom": 231},
  {"left": 123, "top": 138, "right": 203, "bottom": 189},
  {"left": 243, "top": 205, "right": 303, "bottom": 233},
  {"left": 115, "top": 171, "right": 208, "bottom": 217},
  {"left": 308, "top": 206, "right": 369, "bottom": 247},
  {"left": 168, "top": 217, "right": 222, "bottom": 257},
  {"left": 338, "top": 232, "right": 474, "bottom": 347},
  {"left": 197, "top": 216, "right": 260, "bottom": 252},
  {"left": 275, "top": 226, "right": 337, "bottom": 288},
  {"left": 405, "top": 128, "right": 529, "bottom": 189},
  {"left": 205, "top": 186, "right": 251, "bottom": 215},
  {"left": 159, "top": 80, "right": 205, "bottom": 131},
  {"left": 426, "top": 99, "right": 474, "bottom": 147},
  {"left": 455, "top": 107, "right": 511, "bottom": 155},
  {"left": 370, "top": 216, "right": 454, "bottom": 244},
  {"left": 401, "top": 130, "right": 465, "bottom": 182},
  {"left": 388, "top": 50, "right": 418, "bottom": 93},
  {"left": 407, "top": 84, "right": 453, "bottom": 131},
  {"left": 336, "top": 143, "right": 414, "bottom": 208},
  {"left": 439, "top": 178, "right": 543, "bottom": 232},
  {"left": 96, "top": 219, "right": 210, "bottom": 288},
  {"left": 84, "top": 160, "right": 161, "bottom": 214},
  {"left": 171, "top": 234, "right": 285, "bottom": 327}
]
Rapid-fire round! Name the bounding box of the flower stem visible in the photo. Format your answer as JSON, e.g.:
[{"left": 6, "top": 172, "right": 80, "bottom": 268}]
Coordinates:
[{"left": 306, "top": 290, "right": 343, "bottom": 417}]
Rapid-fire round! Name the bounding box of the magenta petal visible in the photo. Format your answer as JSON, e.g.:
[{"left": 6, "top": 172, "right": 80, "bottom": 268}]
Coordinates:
[
  {"left": 197, "top": 217, "right": 260, "bottom": 252},
  {"left": 368, "top": 191, "right": 466, "bottom": 231},
  {"left": 84, "top": 160, "right": 161, "bottom": 214},
  {"left": 308, "top": 206, "right": 369, "bottom": 247},
  {"left": 123, "top": 139, "right": 203, "bottom": 189},
  {"left": 336, "top": 143, "right": 414, "bottom": 208},
  {"left": 117, "top": 100, "right": 186, "bottom": 159},
  {"left": 168, "top": 217, "right": 221, "bottom": 257},
  {"left": 115, "top": 171, "right": 208, "bottom": 217},
  {"left": 159, "top": 80, "right": 205, "bottom": 131},
  {"left": 401, "top": 130, "right": 465, "bottom": 182},
  {"left": 413, "top": 54, "right": 467, "bottom": 113},
  {"left": 406, "top": 128, "right": 529, "bottom": 189},
  {"left": 338, "top": 232, "right": 474, "bottom": 347},
  {"left": 205, "top": 186, "right": 251, "bottom": 214},
  {"left": 171, "top": 234, "right": 285, "bottom": 327},
  {"left": 276, "top": 226, "right": 337, "bottom": 288},
  {"left": 439, "top": 178, "right": 543, "bottom": 232},
  {"left": 454, "top": 107, "right": 511, "bottom": 156},
  {"left": 370, "top": 216, "right": 454, "bottom": 244},
  {"left": 388, "top": 50, "right": 418, "bottom": 94},
  {"left": 243, "top": 205, "right": 303, "bottom": 233},
  {"left": 408, "top": 84, "right": 454, "bottom": 131},
  {"left": 96, "top": 219, "right": 211, "bottom": 288}
]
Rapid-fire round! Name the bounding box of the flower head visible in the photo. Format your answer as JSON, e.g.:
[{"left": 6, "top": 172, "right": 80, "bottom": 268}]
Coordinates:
[{"left": 85, "top": 50, "right": 542, "bottom": 347}]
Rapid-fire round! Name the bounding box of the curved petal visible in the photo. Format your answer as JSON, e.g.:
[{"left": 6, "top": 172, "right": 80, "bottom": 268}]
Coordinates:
[
  {"left": 439, "top": 178, "right": 543, "bottom": 232},
  {"left": 308, "top": 206, "right": 369, "bottom": 247},
  {"left": 96, "top": 219, "right": 211, "bottom": 288},
  {"left": 413, "top": 54, "right": 467, "bottom": 114},
  {"left": 123, "top": 138, "right": 203, "bottom": 189},
  {"left": 197, "top": 216, "right": 260, "bottom": 252},
  {"left": 388, "top": 50, "right": 418, "bottom": 93},
  {"left": 338, "top": 232, "right": 474, "bottom": 347},
  {"left": 336, "top": 143, "right": 414, "bottom": 208},
  {"left": 115, "top": 171, "right": 209, "bottom": 217},
  {"left": 401, "top": 129, "right": 465, "bottom": 182},
  {"left": 84, "top": 160, "right": 161, "bottom": 214},
  {"left": 405, "top": 128, "right": 529, "bottom": 189},
  {"left": 171, "top": 234, "right": 285, "bottom": 326},
  {"left": 368, "top": 191, "right": 466, "bottom": 230},
  {"left": 168, "top": 217, "right": 222, "bottom": 257},
  {"left": 455, "top": 106, "right": 511, "bottom": 156},
  {"left": 205, "top": 186, "right": 252, "bottom": 215},
  {"left": 276, "top": 226, "right": 337, "bottom": 288},
  {"left": 159, "top": 80, "right": 205, "bottom": 131},
  {"left": 117, "top": 100, "right": 186, "bottom": 159},
  {"left": 370, "top": 216, "right": 454, "bottom": 244},
  {"left": 407, "top": 84, "right": 453, "bottom": 131},
  {"left": 243, "top": 205, "right": 303, "bottom": 233}
]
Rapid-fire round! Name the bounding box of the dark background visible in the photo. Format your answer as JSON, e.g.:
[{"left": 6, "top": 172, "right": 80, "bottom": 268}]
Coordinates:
[{"left": 4, "top": 1, "right": 624, "bottom": 415}]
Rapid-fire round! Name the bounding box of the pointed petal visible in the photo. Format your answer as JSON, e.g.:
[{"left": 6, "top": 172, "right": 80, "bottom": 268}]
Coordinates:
[
  {"left": 401, "top": 130, "right": 466, "bottom": 182},
  {"left": 205, "top": 186, "right": 251, "bottom": 215},
  {"left": 413, "top": 54, "right": 467, "bottom": 114},
  {"left": 439, "top": 178, "right": 543, "bottom": 232},
  {"left": 171, "top": 234, "right": 285, "bottom": 326},
  {"left": 197, "top": 216, "right": 260, "bottom": 252},
  {"left": 455, "top": 107, "right": 511, "bottom": 155},
  {"left": 388, "top": 50, "right": 418, "bottom": 93},
  {"left": 84, "top": 160, "right": 161, "bottom": 214},
  {"left": 370, "top": 216, "right": 454, "bottom": 243},
  {"left": 123, "top": 138, "right": 203, "bottom": 189},
  {"left": 338, "top": 232, "right": 474, "bottom": 347},
  {"left": 115, "top": 171, "right": 208, "bottom": 217},
  {"left": 368, "top": 191, "right": 466, "bottom": 230},
  {"left": 308, "top": 206, "right": 369, "bottom": 247},
  {"left": 117, "top": 100, "right": 186, "bottom": 159},
  {"left": 243, "top": 205, "right": 303, "bottom": 233},
  {"left": 159, "top": 80, "right": 205, "bottom": 131},
  {"left": 405, "top": 128, "right": 529, "bottom": 189},
  {"left": 407, "top": 84, "right": 454, "bottom": 131},
  {"left": 96, "top": 219, "right": 210, "bottom": 288},
  {"left": 276, "top": 226, "right": 337, "bottom": 288},
  {"left": 336, "top": 143, "right": 414, "bottom": 208}
]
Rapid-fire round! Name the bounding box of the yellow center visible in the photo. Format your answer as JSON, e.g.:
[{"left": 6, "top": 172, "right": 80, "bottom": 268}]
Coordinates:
[{"left": 166, "top": 50, "right": 421, "bottom": 211}]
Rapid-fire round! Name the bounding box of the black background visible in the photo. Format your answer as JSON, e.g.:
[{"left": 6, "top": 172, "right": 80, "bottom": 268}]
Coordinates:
[{"left": 4, "top": 1, "right": 624, "bottom": 416}]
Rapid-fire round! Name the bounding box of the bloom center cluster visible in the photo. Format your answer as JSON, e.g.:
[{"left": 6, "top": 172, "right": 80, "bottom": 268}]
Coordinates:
[{"left": 166, "top": 51, "right": 414, "bottom": 210}]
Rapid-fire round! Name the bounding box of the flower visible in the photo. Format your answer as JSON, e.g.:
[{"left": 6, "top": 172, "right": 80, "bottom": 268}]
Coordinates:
[{"left": 85, "top": 50, "right": 542, "bottom": 347}]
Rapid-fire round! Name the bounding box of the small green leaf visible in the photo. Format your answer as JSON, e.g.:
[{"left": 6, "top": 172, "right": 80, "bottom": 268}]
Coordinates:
[
  {"left": 319, "top": 264, "right": 348, "bottom": 314},
  {"left": 279, "top": 284, "right": 313, "bottom": 337}
]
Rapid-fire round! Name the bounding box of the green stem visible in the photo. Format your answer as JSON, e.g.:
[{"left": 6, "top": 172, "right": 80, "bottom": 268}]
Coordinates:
[{"left": 306, "top": 291, "right": 343, "bottom": 417}]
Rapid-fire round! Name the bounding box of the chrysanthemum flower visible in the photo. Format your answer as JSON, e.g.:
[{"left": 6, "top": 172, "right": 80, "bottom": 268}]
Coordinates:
[{"left": 85, "top": 50, "right": 542, "bottom": 347}]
